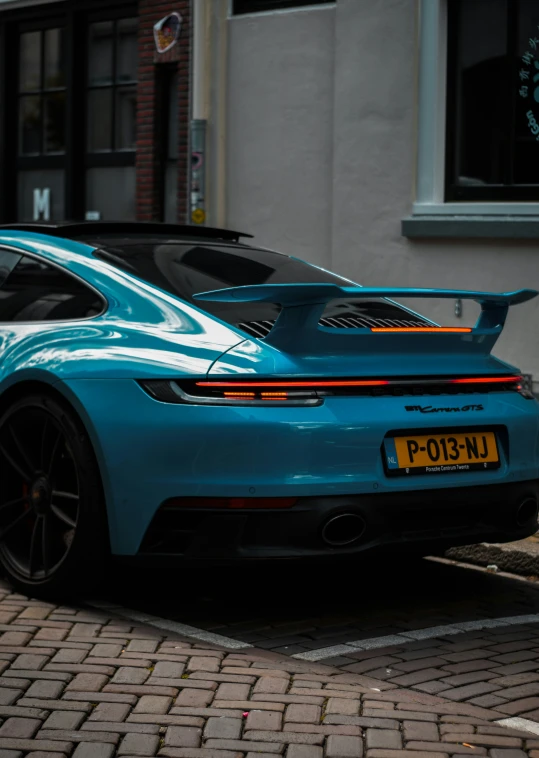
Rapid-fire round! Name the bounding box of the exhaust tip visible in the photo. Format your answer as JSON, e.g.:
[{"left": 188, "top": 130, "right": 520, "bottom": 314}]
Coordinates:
[
  {"left": 516, "top": 497, "right": 539, "bottom": 527},
  {"left": 321, "top": 513, "right": 366, "bottom": 547}
]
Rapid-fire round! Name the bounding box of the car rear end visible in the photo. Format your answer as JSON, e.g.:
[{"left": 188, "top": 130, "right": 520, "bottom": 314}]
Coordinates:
[{"left": 65, "top": 233, "right": 539, "bottom": 562}]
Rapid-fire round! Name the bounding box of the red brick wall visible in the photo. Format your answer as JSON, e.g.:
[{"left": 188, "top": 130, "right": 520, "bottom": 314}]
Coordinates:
[{"left": 136, "top": 1, "right": 191, "bottom": 222}]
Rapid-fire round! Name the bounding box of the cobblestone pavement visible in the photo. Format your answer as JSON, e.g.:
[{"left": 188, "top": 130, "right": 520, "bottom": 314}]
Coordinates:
[{"left": 3, "top": 578, "right": 539, "bottom": 757}]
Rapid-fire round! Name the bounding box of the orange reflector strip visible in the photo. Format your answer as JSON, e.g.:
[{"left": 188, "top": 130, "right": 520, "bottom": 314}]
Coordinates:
[
  {"left": 451, "top": 376, "right": 521, "bottom": 384},
  {"left": 261, "top": 392, "right": 288, "bottom": 397},
  {"left": 223, "top": 392, "right": 256, "bottom": 398},
  {"left": 370, "top": 327, "right": 472, "bottom": 333},
  {"left": 198, "top": 380, "right": 390, "bottom": 388}
]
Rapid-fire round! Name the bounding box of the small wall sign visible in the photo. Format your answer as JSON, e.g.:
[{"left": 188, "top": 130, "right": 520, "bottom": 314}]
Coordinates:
[
  {"left": 154, "top": 12, "right": 182, "bottom": 54},
  {"left": 33, "top": 188, "right": 50, "bottom": 221}
]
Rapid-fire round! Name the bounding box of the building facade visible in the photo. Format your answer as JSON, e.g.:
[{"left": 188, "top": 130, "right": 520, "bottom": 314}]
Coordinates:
[
  {"left": 1, "top": 0, "right": 539, "bottom": 382},
  {"left": 0, "top": 0, "right": 191, "bottom": 224},
  {"left": 200, "top": 0, "right": 539, "bottom": 382}
]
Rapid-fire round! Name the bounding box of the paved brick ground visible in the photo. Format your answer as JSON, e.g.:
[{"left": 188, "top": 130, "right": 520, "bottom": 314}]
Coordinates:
[{"left": 1, "top": 580, "right": 539, "bottom": 756}]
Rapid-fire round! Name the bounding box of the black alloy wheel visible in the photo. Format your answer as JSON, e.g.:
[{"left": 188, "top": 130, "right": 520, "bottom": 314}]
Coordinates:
[{"left": 0, "top": 392, "right": 108, "bottom": 598}]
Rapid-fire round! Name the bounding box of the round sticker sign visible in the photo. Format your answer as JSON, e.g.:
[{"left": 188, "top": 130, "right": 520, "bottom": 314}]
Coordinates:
[{"left": 191, "top": 208, "right": 206, "bottom": 225}]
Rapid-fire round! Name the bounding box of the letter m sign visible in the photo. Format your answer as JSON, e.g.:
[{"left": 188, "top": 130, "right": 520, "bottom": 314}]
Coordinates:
[{"left": 33, "top": 188, "right": 50, "bottom": 221}]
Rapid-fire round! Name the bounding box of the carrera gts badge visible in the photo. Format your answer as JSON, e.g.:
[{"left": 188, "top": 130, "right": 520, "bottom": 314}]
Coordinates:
[{"left": 405, "top": 404, "right": 484, "bottom": 413}]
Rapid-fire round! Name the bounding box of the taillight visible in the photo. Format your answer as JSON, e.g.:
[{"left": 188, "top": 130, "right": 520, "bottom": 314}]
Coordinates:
[
  {"left": 138, "top": 380, "right": 321, "bottom": 406},
  {"left": 450, "top": 376, "right": 520, "bottom": 384},
  {"left": 138, "top": 374, "right": 528, "bottom": 405}
]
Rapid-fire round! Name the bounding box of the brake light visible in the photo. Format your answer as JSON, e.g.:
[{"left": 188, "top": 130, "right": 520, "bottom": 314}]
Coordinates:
[
  {"left": 370, "top": 327, "right": 472, "bottom": 333},
  {"left": 451, "top": 376, "right": 521, "bottom": 384},
  {"left": 197, "top": 380, "right": 390, "bottom": 388}
]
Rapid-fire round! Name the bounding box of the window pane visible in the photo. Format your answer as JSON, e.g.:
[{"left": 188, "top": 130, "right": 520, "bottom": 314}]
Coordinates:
[
  {"left": 450, "top": 0, "right": 508, "bottom": 187},
  {"left": 514, "top": 0, "right": 539, "bottom": 183},
  {"left": 115, "top": 86, "right": 136, "bottom": 150},
  {"left": 19, "top": 96, "right": 41, "bottom": 155},
  {"left": 44, "top": 92, "right": 66, "bottom": 153},
  {"left": 17, "top": 169, "right": 65, "bottom": 222},
  {"left": 233, "top": 0, "right": 333, "bottom": 14},
  {"left": 87, "top": 89, "right": 112, "bottom": 151},
  {"left": 88, "top": 21, "right": 113, "bottom": 85},
  {"left": 0, "top": 251, "right": 22, "bottom": 288},
  {"left": 44, "top": 28, "right": 65, "bottom": 89},
  {"left": 19, "top": 31, "right": 41, "bottom": 92},
  {"left": 0, "top": 256, "right": 103, "bottom": 322},
  {"left": 117, "top": 18, "right": 138, "bottom": 82},
  {"left": 86, "top": 166, "right": 136, "bottom": 220}
]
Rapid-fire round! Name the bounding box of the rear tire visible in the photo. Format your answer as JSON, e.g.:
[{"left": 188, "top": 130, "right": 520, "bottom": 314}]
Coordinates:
[{"left": 0, "top": 392, "right": 109, "bottom": 599}]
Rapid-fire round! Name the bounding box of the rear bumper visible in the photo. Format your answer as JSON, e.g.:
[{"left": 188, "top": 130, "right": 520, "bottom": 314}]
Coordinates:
[
  {"left": 60, "top": 379, "right": 539, "bottom": 556},
  {"left": 136, "top": 478, "right": 539, "bottom": 561}
]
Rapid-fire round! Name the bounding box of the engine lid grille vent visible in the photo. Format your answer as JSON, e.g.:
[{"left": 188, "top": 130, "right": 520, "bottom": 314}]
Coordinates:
[{"left": 238, "top": 313, "right": 431, "bottom": 339}]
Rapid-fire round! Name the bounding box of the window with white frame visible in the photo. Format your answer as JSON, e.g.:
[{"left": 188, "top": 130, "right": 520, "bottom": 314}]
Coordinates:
[{"left": 446, "top": 0, "right": 539, "bottom": 203}]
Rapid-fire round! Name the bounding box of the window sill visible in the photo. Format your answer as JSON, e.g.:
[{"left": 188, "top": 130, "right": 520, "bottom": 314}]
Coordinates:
[{"left": 402, "top": 215, "right": 539, "bottom": 239}]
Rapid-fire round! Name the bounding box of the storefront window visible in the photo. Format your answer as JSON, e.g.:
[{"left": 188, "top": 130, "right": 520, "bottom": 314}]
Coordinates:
[
  {"left": 85, "top": 16, "right": 137, "bottom": 219},
  {"left": 6, "top": 4, "right": 138, "bottom": 222},
  {"left": 17, "top": 26, "right": 66, "bottom": 220},
  {"left": 19, "top": 27, "right": 66, "bottom": 156},
  {"left": 447, "top": 0, "right": 539, "bottom": 201},
  {"left": 87, "top": 17, "right": 137, "bottom": 154}
]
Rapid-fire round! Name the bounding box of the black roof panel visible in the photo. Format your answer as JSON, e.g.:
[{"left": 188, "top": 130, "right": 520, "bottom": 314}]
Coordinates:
[{"left": 0, "top": 221, "right": 252, "bottom": 243}]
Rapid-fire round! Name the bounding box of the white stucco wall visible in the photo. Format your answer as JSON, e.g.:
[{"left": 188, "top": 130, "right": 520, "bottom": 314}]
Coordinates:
[
  {"left": 223, "top": 0, "right": 539, "bottom": 377},
  {"left": 226, "top": 4, "right": 335, "bottom": 268}
]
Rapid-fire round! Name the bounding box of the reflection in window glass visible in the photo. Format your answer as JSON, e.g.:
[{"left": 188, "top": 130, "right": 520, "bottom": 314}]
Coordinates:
[
  {"left": 117, "top": 18, "right": 138, "bottom": 82},
  {"left": 87, "top": 89, "right": 112, "bottom": 151},
  {"left": 19, "top": 32, "right": 41, "bottom": 92},
  {"left": 115, "top": 87, "right": 137, "bottom": 150},
  {"left": 0, "top": 256, "right": 103, "bottom": 322},
  {"left": 19, "top": 96, "right": 41, "bottom": 155},
  {"left": 44, "top": 28, "right": 65, "bottom": 89},
  {"left": 451, "top": 0, "right": 507, "bottom": 187},
  {"left": 88, "top": 21, "right": 113, "bottom": 86},
  {"left": 86, "top": 166, "right": 136, "bottom": 219},
  {"left": 44, "top": 92, "right": 66, "bottom": 153}
]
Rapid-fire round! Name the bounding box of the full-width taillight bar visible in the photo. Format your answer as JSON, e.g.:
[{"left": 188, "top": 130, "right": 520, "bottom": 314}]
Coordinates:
[
  {"left": 196, "top": 376, "right": 521, "bottom": 389},
  {"left": 138, "top": 375, "right": 527, "bottom": 406}
]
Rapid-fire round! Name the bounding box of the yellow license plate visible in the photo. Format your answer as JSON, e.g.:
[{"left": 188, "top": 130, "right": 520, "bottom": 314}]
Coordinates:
[{"left": 385, "top": 431, "right": 500, "bottom": 476}]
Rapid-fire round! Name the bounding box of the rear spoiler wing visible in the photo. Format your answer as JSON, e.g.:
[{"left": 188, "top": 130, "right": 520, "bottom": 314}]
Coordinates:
[{"left": 194, "top": 284, "right": 538, "bottom": 354}]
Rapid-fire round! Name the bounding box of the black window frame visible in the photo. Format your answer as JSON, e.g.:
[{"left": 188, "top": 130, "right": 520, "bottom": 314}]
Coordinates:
[
  {"left": 445, "top": 0, "right": 539, "bottom": 202},
  {"left": 232, "top": 0, "right": 334, "bottom": 15},
  {"left": 0, "top": 0, "right": 137, "bottom": 223},
  {"left": 0, "top": 246, "right": 107, "bottom": 323},
  {"left": 86, "top": 11, "right": 138, "bottom": 167}
]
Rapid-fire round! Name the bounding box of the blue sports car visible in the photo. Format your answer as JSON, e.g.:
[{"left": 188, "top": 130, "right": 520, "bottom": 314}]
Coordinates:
[{"left": 0, "top": 221, "right": 536, "bottom": 597}]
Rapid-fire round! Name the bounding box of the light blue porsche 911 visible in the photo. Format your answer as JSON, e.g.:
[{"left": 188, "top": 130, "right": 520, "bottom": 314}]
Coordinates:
[{"left": 0, "top": 221, "right": 536, "bottom": 597}]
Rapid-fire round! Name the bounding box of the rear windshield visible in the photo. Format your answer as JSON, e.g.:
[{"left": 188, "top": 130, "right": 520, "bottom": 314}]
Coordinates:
[{"left": 91, "top": 238, "right": 427, "bottom": 331}]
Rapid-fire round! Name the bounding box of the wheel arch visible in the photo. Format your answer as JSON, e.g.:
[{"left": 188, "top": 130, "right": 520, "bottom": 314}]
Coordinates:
[{"left": 0, "top": 378, "right": 113, "bottom": 547}]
